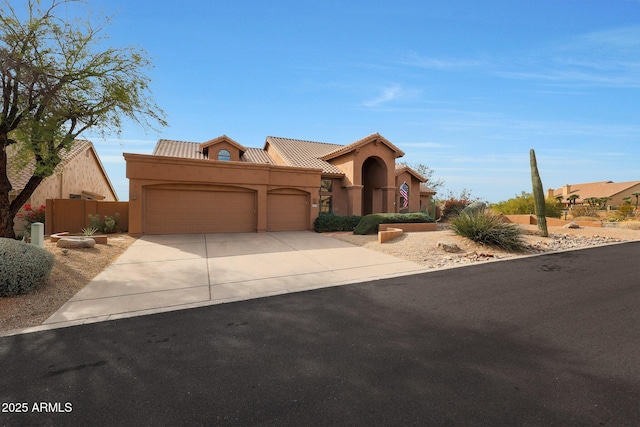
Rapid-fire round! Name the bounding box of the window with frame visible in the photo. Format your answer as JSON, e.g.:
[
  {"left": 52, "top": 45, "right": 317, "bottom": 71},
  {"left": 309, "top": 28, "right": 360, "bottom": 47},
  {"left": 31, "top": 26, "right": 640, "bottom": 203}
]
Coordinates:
[
  {"left": 217, "top": 149, "right": 231, "bottom": 161},
  {"left": 320, "top": 195, "right": 332, "bottom": 213},
  {"left": 320, "top": 178, "right": 333, "bottom": 214}
]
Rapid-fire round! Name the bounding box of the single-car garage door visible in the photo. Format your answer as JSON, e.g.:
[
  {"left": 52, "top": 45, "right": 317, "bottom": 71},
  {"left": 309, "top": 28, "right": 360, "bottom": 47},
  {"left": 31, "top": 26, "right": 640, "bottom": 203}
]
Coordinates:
[
  {"left": 145, "top": 188, "right": 255, "bottom": 234},
  {"left": 267, "top": 192, "right": 308, "bottom": 231}
]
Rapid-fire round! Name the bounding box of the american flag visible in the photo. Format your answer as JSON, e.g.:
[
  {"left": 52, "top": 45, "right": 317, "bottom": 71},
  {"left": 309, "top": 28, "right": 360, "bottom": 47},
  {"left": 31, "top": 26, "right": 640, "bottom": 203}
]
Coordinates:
[{"left": 399, "top": 182, "right": 409, "bottom": 208}]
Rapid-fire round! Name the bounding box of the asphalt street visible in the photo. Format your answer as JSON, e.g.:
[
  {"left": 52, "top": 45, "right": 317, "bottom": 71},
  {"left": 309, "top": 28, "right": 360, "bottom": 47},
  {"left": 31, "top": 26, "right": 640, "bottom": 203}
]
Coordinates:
[{"left": 1, "top": 242, "right": 639, "bottom": 426}]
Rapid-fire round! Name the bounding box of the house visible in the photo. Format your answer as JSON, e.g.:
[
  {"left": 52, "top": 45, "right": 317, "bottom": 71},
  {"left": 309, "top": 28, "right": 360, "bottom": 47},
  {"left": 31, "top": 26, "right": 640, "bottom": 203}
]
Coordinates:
[
  {"left": 8, "top": 139, "right": 118, "bottom": 233},
  {"left": 547, "top": 181, "right": 640, "bottom": 208},
  {"left": 124, "top": 133, "right": 435, "bottom": 235}
]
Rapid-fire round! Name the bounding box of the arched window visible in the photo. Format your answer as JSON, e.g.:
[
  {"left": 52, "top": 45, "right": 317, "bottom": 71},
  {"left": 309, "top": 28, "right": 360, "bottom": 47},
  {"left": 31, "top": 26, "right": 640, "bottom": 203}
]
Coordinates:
[{"left": 217, "top": 149, "right": 231, "bottom": 161}]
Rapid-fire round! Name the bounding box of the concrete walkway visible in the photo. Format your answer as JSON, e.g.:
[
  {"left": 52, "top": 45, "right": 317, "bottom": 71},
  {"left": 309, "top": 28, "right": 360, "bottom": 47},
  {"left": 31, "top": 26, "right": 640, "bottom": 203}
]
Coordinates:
[{"left": 41, "top": 231, "right": 427, "bottom": 329}]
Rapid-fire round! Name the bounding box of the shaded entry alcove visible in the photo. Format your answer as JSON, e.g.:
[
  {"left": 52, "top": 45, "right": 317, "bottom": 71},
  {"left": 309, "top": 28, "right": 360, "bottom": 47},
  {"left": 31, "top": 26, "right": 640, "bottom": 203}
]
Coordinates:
[{"left": 361, "top": 156, "right": 387, "bottom": 215}]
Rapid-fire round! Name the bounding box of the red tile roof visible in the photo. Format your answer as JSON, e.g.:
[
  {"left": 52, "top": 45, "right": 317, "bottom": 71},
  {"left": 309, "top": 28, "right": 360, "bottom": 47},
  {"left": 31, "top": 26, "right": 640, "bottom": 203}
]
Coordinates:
[
  {"left": 264, "top": 136, "right": 344, "bottom": 174},
  {"left": 152, "top": 139, "right": 207, "bottom": 159}
]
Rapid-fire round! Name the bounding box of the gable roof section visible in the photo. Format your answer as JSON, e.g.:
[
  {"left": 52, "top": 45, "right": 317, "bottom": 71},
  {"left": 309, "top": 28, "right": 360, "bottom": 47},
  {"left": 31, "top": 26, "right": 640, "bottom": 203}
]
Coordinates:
[
  {"left": 549, "top": 180, "right": 640, "bottom": 201},
  {"left": 199, "top": 135, "right": 246, "bottom": 154},
  {"left": 8, "top": 139, "right": 118, "bottom": 200},
  {"left": 395, "top": 163, "right": 427, "bottom": 182},
  {"left": 321, "top": 133, "right": 405, "bottom": 161},
  {"left": 420, "top": 183, "right": 436, "bottom": 195},
  {"left": 7, "top": 140, "right": 117, "bottom": 201},
  {"left": 265, "top": 136, "right": 345, "bottom": 175}
]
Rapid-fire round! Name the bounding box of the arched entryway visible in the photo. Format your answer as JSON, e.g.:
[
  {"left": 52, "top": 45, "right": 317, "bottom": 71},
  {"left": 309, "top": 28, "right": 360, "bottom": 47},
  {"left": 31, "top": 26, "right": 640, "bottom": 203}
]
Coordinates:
[{"left": 361, "top": 156, "right": 387, "bottom": 215}]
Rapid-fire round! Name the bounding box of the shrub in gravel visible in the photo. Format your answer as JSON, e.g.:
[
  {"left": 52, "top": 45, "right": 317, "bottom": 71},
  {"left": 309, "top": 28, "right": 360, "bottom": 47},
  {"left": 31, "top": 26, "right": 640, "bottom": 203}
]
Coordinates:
[
  {"left": 450, "top": 209, "right": 525, "bottom": 252},
  {"left": 353, "top": 212, "right": 434, "bottom": 235},
  {"left": 314, "top": 213, "right": 362, "bottom": 232},
  {"left": 0, "top": 238, "right": 54, "bottom": 297}
]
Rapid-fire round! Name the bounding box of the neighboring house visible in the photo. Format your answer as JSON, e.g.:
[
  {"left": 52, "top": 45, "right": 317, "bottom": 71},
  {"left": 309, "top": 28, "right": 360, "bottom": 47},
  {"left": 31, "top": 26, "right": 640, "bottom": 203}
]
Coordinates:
[
  {"left": 547, "top": 181, "right": 640, "bottom": 208},
  {"left": 124, "top": 133, "right": 436, "bottom": 235},
  {"left": 8, "top": 139, "right": 118, "bottom": 232}
]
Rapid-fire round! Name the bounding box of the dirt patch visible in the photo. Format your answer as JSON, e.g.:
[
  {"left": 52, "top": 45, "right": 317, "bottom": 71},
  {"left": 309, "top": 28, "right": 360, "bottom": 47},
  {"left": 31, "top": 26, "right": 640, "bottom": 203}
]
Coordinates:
[{"left": 0, "top": 234, "right": 136, "bottom": 333}]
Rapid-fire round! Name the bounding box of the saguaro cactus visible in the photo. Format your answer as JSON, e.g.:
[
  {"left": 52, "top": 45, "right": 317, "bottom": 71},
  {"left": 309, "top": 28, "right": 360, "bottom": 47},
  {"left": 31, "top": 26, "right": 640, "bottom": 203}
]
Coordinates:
[{"left": 530, "top": 149, "right": 548, "bottom": 237}]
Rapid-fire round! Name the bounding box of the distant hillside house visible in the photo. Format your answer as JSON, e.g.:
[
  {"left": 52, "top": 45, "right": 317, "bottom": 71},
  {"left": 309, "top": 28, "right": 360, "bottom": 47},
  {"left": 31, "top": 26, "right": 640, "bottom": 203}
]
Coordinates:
[
  {"left": 547, "top": 181, "right": 640, "bottom": 207},
  {"left": 8, "top": 139, "right": 118, "bottom": 232},
  {"left": 124, "top": 133, "right": 436, "bottom": 235}
]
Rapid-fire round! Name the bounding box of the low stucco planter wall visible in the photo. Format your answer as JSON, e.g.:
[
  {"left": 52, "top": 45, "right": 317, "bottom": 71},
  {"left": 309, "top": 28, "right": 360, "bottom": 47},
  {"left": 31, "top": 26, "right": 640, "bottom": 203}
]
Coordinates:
[
  {"left": 378, "top": 223, "right": 438, "bottom": 232},
  {"left": 378, "top": 227, "right": 403, "bottom": 244}
]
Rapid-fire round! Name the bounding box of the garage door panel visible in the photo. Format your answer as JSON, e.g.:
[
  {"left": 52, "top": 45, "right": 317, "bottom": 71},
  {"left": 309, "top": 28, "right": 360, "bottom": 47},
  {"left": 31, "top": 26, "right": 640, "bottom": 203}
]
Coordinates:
[
  {"left": 267, "top": 193, "right": 308, "bottom": 231},
  {"left": 145, "top": 189, "right": 255, "bottom": 234}
]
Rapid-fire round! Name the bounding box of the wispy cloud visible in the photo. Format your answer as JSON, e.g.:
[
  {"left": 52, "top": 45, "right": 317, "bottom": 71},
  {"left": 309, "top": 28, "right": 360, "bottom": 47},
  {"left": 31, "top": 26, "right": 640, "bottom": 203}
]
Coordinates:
[
  {"left": 397, "top": 51, "right": 483, "bottom": 70},
  {"left": 499, "top": 25, "right": 640, "bottom": 88},
  {"left": 362, "top": 84, "right": 421, "bottom": 107}
]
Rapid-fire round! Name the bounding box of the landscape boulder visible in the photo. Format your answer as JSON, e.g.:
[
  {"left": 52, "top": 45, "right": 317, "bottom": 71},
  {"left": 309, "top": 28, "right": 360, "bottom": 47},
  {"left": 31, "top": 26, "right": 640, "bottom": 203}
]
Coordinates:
[
  {"left": 56, "top": 237, "right": 96, "bottom": 249},
  {"left": 436, "top": 241, "right": 462, "bottom": 253},
  {"left": 461, "top": 201, "right": 487, "bottom": 215}
]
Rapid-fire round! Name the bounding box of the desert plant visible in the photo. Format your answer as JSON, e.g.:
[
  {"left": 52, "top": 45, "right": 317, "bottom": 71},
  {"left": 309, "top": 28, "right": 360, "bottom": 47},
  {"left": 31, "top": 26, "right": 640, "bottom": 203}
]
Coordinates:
[
  {"left": 88, "top": 213, "right": 120, "bottom": 233},
  {"left": 314, "top": 214, "right": 362, "bottom": 233},
  {"left": 103, "top": 213, "right": 120, "bottom": 233},
  {"left": 353, "top": 212, "right": 433, "bottom": 235},
  {"left": 88, "top": 214, "right": 102, "bottom": 230},
  {"left": 0, "top": 238, "right": 54, "bottom": 296},
  {"left": 530, "top": 149, "right": 548, "bottom": 237},
  {"left": 450, "top": 209, "right": 525, "bottom": 252},
  {"left": 81, "top": 226, "right": 100, "bottom": 236},
  {"left": 570, "top": 206, "right": 600, "bottom": 218}
]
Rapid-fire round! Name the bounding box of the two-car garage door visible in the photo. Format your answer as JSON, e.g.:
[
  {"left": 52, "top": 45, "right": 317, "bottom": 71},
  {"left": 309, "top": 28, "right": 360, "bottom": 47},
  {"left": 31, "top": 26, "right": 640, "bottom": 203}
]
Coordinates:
[
  {"left": 144, "top": 188, "right": 309, "bottom": 234},
  {"left": 145, "top": 188, "right": 255, "bottom": 234}
]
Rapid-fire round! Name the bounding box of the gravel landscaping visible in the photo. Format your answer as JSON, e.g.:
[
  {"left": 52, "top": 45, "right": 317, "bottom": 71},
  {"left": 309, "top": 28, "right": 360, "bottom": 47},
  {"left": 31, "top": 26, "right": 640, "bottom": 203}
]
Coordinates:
[
  {"left": 0, "top": 234, "right": 136, "bottom": 332},
  {"left": 329, "top": 223, "right": 640, "bottom": 269}
]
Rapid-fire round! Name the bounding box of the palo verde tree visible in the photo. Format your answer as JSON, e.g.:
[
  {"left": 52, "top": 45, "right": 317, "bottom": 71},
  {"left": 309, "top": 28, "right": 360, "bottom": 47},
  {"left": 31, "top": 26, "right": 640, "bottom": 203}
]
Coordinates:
[
  {"left": 0, "top": 0, "right": 166, "bottom": 238},
  {"left": 529, "top": 149, "right": 548, "bottom": 237}
]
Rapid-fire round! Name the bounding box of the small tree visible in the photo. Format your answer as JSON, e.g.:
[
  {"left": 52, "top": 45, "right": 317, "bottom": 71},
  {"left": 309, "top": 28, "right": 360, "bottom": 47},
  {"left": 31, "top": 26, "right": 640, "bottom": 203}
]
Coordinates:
[
  {"left": 597, "top": 197, "right": 611, "bottom": 210},
  {"left": 631, "top": 192, "right": 640, "bottom": 208},
  {"left": 530, "top": 149, "right": 548, "bottom": 237},
  {"left": 567, "top": 194, "right": 580, "bottom": 206},
  {"left": 0, "top": 0, "right": 167, "bottom": 238}
]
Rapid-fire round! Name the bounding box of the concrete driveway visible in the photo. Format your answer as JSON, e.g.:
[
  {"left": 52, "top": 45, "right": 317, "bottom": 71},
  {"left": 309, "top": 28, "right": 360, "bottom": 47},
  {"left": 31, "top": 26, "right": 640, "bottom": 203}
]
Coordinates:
[{"left": 42, "top": 231, "right": 427, "bottom": 328}]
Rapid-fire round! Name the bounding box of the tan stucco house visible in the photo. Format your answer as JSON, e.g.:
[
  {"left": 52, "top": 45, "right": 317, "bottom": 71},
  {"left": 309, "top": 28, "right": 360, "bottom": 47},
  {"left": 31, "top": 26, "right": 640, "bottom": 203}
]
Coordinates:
[
  {"left": 547, "top": 181, "right": 640, "bottom": 208},
  {"left": 8, "top": 139, "right": 118, "bottom": 233},
  {"left": 125, "top": 133, "right": 435, "bottom": 235}
]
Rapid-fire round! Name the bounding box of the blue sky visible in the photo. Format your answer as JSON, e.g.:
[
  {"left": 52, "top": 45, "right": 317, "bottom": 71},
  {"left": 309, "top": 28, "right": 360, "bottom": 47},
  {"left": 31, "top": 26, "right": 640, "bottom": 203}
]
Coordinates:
[{"left": 77, "top": 0, "right": 639, "bottom": 203}]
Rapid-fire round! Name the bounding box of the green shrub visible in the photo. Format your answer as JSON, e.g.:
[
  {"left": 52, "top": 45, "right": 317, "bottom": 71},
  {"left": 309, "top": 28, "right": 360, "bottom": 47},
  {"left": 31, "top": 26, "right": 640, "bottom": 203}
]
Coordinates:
[
  {"left": 353, "top": 212, "right": 433, "bottom": 235},
  {"left": 492, "top": 192, "right": 562, "bottom": 218},
  {"left": 0, "top": 238, "right": 54, "bottom": 297},
  {"left": 314, "top": 214, "right": 362, "bottom": 232},
  {"left": 450, "top": 209, "right": 525, "bottom": 252}
]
